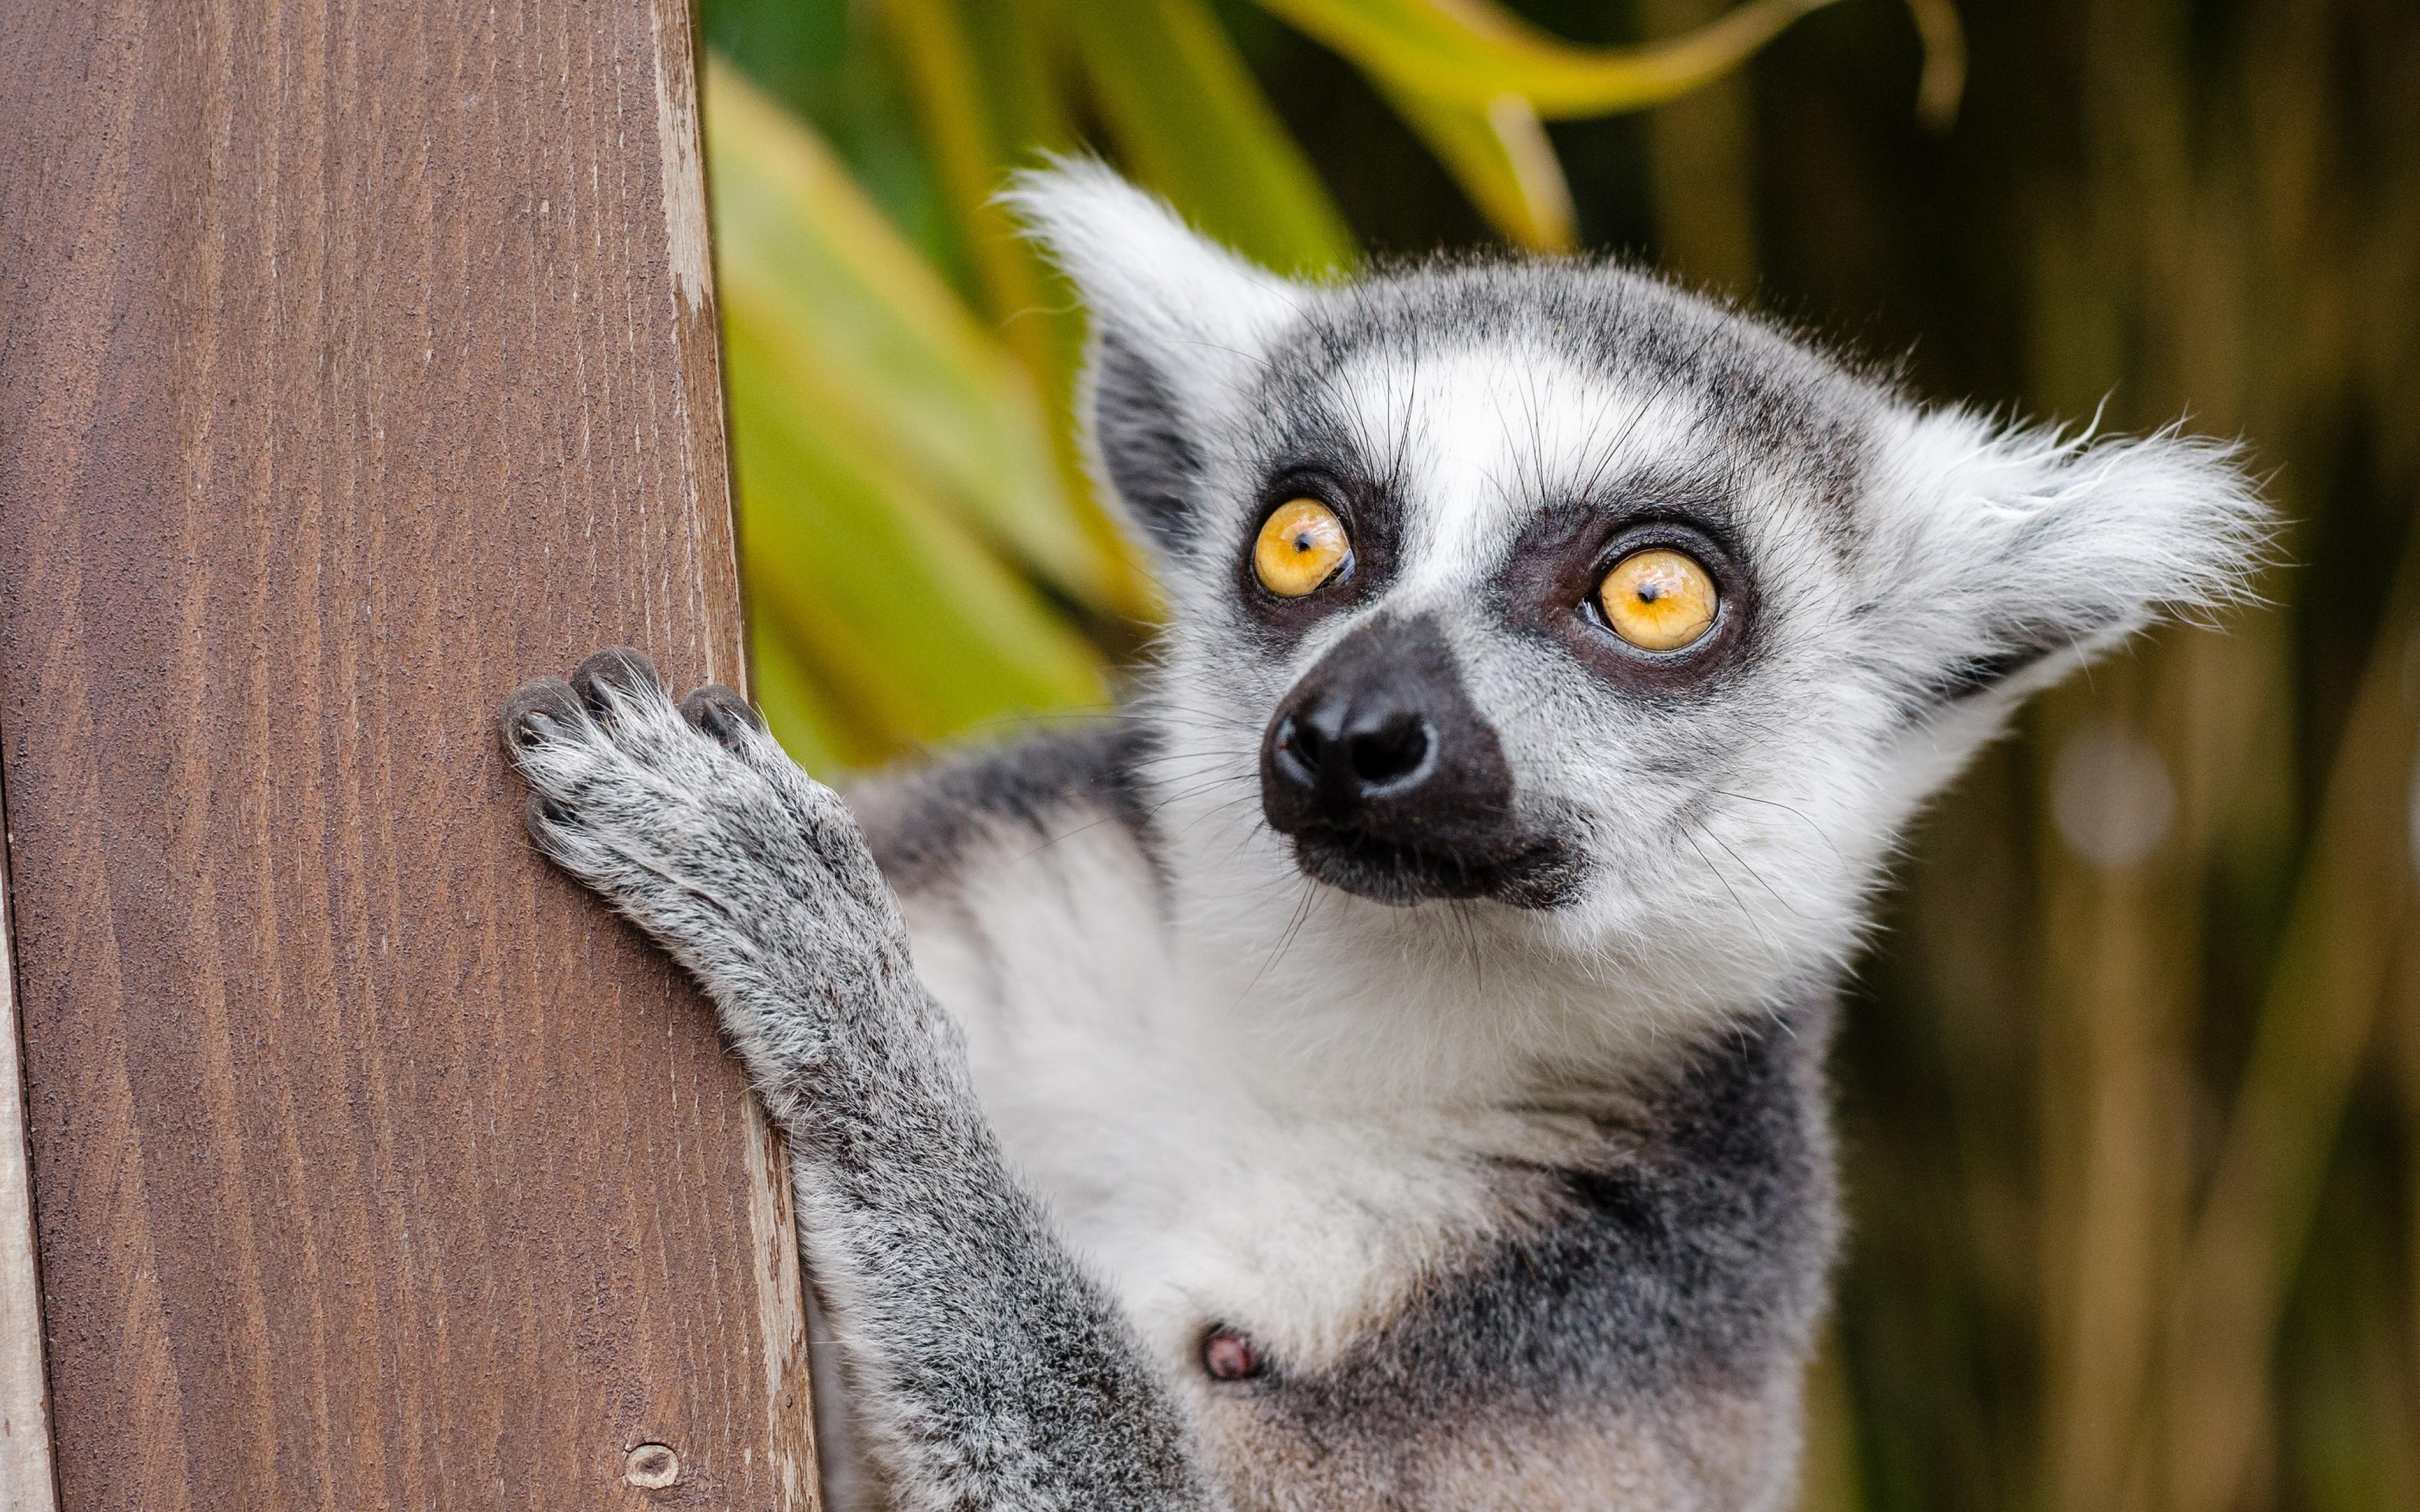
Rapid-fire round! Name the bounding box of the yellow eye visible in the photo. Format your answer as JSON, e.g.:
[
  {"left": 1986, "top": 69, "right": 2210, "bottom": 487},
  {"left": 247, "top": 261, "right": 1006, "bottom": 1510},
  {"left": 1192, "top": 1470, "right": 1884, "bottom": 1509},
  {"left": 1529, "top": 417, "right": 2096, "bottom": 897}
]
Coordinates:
[
  {"left": 1253, "top": 498, "right": 1352, "bottom": 598},
  {"left": 1597, "top": 549, "right": 1718, "bottom": 651}
]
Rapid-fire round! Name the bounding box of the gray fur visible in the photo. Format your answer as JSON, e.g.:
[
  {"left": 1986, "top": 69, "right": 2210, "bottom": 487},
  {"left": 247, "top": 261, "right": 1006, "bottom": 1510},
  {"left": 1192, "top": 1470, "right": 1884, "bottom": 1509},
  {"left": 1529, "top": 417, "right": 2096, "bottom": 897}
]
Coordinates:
[
  {"left": 851, "top": 721, "right": 1165, "bottom": 900},
  {"left": 500, "top": 166, "right": 2265, "bottom": 1511}
]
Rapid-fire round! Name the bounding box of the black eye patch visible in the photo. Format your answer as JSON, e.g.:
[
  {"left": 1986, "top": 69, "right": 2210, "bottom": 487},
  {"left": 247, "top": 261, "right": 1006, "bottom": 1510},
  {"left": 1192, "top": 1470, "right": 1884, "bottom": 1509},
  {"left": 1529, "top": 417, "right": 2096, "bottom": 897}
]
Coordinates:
[
  {"left": 1231, "top": 453, "right": 1403, "bottom": 645},
  {"left": 1495, "top": 487, "right": 1759, "bottom": 696}
]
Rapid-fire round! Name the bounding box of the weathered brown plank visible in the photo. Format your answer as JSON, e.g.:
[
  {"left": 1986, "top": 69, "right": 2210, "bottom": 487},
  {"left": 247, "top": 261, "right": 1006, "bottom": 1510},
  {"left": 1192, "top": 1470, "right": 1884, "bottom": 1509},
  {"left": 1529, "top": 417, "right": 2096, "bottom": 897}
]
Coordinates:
[{"left": 0, "top": 2, "right": 816, "bottom": 1508}]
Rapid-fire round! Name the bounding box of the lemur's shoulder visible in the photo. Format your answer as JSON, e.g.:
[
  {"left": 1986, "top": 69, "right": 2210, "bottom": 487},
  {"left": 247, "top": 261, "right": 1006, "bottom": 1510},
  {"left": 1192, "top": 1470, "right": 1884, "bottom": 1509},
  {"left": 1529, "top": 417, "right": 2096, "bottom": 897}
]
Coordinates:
[{"left": 846, "top": 720, "right": 1165, "bottom": 900}]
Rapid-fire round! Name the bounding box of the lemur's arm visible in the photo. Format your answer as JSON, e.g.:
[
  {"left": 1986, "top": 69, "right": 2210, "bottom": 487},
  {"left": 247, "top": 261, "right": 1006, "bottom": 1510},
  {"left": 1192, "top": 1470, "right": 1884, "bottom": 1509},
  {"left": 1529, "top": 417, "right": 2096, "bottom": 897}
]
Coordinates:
[{"left": 500, "top": 650, "right": 1214, "bottom": 1512}]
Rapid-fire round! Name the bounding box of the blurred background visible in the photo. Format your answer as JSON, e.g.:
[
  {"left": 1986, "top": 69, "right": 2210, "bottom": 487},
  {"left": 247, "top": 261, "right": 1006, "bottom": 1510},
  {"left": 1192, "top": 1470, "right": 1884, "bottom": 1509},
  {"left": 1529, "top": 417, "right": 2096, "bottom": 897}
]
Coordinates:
[{"left": 690, "top": 1, "right": 2420, "bottom": 1508}]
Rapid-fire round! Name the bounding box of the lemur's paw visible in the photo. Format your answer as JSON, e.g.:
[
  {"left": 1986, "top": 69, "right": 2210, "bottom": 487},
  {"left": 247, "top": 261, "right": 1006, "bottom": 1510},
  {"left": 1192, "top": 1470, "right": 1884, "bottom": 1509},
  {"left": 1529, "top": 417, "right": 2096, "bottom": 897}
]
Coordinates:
[{"left": 497, "top": 647, "right": 899, "bottom": 982}]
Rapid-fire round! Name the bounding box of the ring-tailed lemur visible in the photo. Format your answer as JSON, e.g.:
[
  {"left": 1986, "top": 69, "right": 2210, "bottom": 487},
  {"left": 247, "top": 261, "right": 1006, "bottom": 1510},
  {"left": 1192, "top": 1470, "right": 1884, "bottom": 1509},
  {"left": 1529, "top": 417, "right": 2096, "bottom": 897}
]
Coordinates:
[{"left": 499, "top": 164, "right": 2263, "bottom": 1511}]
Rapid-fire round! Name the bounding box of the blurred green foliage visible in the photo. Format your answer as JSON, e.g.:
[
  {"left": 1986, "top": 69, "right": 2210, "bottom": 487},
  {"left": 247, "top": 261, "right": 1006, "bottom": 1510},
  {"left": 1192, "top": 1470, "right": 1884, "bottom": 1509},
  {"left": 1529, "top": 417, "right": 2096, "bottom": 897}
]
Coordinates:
[{"left": 697, "top": 1, "right": 2420, "bottom": 1509}]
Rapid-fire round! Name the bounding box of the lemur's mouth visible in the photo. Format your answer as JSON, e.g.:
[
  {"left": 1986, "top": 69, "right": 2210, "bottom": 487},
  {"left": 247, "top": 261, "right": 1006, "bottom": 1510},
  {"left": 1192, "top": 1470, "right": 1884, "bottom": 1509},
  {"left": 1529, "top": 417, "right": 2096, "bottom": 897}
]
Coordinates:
[{"left": 1286, "top": 823, "right": 1581, "bottom": 910}]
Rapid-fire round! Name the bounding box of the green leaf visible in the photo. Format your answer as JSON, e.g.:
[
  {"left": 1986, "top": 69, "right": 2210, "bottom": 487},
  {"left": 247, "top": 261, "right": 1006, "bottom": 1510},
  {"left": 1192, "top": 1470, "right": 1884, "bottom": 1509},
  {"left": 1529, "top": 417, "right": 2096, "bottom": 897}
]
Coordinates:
[
  {"left": 877, "top": 0, "right": 1160, "bottom": 622},
  {"left": 705, "top": 57, "right": 1114, "bottom": 766},
  {"left": 705, "top": 56, "right": 1121, "bottom": 616},
  {"left": 722, "top": 311, "right": 1112, "bottom": 760},
  {"left": 1257, "top": 0, "right": 1837, "bottom": 118},
  {"left": 880, "top": 0, "right": 1051, "bottom": 331},
  {"left": 749, "top": 609, "right": 864, "bottom": 777},
  {"left": 1374, "top": 84, "right": 1576, "bottom": 249},
  {"left": 956, "top": 0, "right": 1080, "bottom": 157},
  {"left": 1067, "top": 0, "right": 1357, "bottom": 275}
]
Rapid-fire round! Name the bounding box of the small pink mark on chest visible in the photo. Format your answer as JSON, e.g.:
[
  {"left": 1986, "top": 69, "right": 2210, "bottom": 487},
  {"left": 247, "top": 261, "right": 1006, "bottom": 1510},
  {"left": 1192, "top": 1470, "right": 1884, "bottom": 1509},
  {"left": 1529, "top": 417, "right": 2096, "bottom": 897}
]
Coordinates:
[{"left": 1202, "top": 1326, "right": 1263, "bottom": 1382}]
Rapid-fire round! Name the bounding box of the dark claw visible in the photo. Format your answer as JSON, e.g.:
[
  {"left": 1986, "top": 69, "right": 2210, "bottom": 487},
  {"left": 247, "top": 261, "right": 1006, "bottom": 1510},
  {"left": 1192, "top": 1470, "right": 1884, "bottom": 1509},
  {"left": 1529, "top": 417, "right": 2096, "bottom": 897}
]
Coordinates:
[
  {"left": 524, "top": 789, "right": 576, "bottom": 840},
  {"left": 680, "top": 684, "right": 764, "bottom": 749},
  {"left": 499, "top": 677, "right": 582, "bottom": 760},
  {"left": 571, "top": 646, "right": 664, "bottom": 718}
]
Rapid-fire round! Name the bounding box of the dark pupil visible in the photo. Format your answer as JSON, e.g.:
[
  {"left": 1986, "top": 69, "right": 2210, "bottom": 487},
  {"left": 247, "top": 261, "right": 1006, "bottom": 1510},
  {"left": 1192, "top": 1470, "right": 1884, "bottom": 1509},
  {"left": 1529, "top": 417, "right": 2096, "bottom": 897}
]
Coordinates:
[
  {"left": 1637, "top": 582, "right": 1662, "bottom": 603},
  {"left": 1291, "top": 532, "right": 1314, "bottom": 553}
]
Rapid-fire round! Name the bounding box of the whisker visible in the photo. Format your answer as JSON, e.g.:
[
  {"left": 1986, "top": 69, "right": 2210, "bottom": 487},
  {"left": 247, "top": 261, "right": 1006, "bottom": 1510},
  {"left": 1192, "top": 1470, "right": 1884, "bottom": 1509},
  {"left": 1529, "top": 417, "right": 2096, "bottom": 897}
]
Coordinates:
[
  {"left": 1242, "top": 876, "right": 1322, "bottom": 1002},
  {"left": 1681, "top": 822, "right": 1779, "bottom": 954},
  {"left": 1703, "top": 788, "right": 1847, "bottom": 864},
  {"left": 1693, "top": 817, "right": 1808, "bottom": 920}
]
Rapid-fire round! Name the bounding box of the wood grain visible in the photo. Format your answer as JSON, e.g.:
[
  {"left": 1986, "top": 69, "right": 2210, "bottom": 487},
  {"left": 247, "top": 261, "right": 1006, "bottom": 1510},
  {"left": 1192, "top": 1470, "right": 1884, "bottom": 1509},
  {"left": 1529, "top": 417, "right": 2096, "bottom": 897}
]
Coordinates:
[{"left": 0, "top": 2, "right": 817, "bottom": 1508}]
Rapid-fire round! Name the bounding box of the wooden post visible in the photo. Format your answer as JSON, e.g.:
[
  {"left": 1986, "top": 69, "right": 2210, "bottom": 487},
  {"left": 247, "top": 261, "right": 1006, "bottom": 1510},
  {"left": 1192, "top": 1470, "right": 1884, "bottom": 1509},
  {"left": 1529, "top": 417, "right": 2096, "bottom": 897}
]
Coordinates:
[{"left": 0, "top": 3, "right": 817, "bottom": 1508}]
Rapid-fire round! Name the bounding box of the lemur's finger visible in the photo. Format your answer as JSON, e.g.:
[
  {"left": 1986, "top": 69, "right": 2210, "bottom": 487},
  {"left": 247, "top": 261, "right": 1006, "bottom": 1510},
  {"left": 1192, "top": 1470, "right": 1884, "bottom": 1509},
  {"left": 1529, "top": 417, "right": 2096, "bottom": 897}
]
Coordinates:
[
  {"left": 678, "top": 683, "right": 857, "bottom": 851},
  {"left": 498, "top": 677, "right": 582, "bottom": 762},
  {"left": 522, "top": 786, "right": 578, "bottom": 845},
  {"left": 679, "top": 684, "right": 764, "bottom": 750},
  {"left": 570, "top": 646, "right": 664, "bottom": 719}
]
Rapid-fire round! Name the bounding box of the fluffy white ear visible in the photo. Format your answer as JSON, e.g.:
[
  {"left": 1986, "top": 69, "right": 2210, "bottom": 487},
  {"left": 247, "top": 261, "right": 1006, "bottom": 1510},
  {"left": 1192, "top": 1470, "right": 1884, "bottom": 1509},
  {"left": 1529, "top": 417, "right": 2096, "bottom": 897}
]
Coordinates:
[
  {"left": 1005, "top": 161, "right": 1309, "bottom": 551},
  {"left": 1860, "top": 406, "right": 2270, "bottom": 707},
  {"left": 1005, "top": 159, "right": 1302, "bottom": 365}
]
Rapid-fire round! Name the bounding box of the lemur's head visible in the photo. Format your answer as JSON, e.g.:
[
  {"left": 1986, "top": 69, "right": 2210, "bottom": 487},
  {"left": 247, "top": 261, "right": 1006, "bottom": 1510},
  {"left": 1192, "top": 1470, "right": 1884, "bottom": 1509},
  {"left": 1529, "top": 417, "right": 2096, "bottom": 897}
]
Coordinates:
[{"left": 1016, "top": 165, "right": 2262, "bottom": 1046}]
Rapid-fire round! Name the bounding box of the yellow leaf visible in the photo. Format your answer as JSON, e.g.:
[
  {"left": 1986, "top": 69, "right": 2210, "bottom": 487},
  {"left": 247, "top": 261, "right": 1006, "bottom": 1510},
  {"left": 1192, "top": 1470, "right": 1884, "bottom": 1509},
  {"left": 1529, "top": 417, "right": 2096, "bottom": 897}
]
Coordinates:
[
  {"left": 877, "top": 0, "right": 1161, "bottom": 621},
  {"left": 1259, "top": 0, "right": 1836, "bottom": 118},
  {"left": 1376, "top": 85, "right": 1576, "bottom": 250},
  {"left": 705, "top": 56, "right": 1114, "bottom": 767},
  {"left": 723, "top": 313, "right": 1111, "bottom": 759}
]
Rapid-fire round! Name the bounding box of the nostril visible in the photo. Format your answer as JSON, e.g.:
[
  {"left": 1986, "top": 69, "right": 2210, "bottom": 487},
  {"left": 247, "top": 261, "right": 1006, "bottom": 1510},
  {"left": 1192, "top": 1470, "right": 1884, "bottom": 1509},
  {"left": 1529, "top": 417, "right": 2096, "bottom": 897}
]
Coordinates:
[
  {"left": 1347, "top": 714, "right": 1431, "bottom": 791},
  {"left": 1272, "top": 712, "right": 1320, "bottom": 787},
  {"left": 1270, "top": 696, "right": 1434, "bottom": 805},
  {"left": 1286, "top": 714, "right": 1324, "bottom": 768}
]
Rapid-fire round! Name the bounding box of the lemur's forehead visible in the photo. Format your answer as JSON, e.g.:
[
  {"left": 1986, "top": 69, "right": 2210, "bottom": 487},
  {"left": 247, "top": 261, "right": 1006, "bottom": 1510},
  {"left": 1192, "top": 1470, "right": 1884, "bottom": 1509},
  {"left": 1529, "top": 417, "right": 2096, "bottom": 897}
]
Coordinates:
[
  {"left": 1327, "top": 345, "right": 1707, "bottom": 582},
  {"left": 1241, "top": 261, "right": 1884, "bottom": 576}
]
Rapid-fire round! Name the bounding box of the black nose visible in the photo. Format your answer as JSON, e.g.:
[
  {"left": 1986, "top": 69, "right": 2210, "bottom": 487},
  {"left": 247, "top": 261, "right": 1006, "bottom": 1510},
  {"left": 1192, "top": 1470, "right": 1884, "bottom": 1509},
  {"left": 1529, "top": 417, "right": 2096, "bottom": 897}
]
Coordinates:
[
  {"left": 1260, "top": 612, "right": 1516, "bottom": 840},
  {"left": 1274, "top": 699, "right": 1434, "bottom": 803}
]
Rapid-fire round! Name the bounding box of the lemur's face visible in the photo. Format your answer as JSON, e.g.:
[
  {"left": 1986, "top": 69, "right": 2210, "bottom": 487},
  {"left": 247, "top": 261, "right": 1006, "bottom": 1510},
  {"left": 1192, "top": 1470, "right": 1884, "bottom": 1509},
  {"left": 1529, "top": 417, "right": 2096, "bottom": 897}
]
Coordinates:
[
  {"left": 1224, "top": 333, "right": 1807, "bottom": 919},
  {"left": 1021, "top": 167, "right": 2258, "bottom": 1012}
]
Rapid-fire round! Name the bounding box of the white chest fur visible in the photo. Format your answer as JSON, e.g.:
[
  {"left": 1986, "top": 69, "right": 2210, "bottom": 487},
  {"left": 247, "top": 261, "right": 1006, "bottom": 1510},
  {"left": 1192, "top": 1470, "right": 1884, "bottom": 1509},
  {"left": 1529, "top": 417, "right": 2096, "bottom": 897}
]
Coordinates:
[{"left": 894, "top": 815, "right": 1582, "bottom": 1381}]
